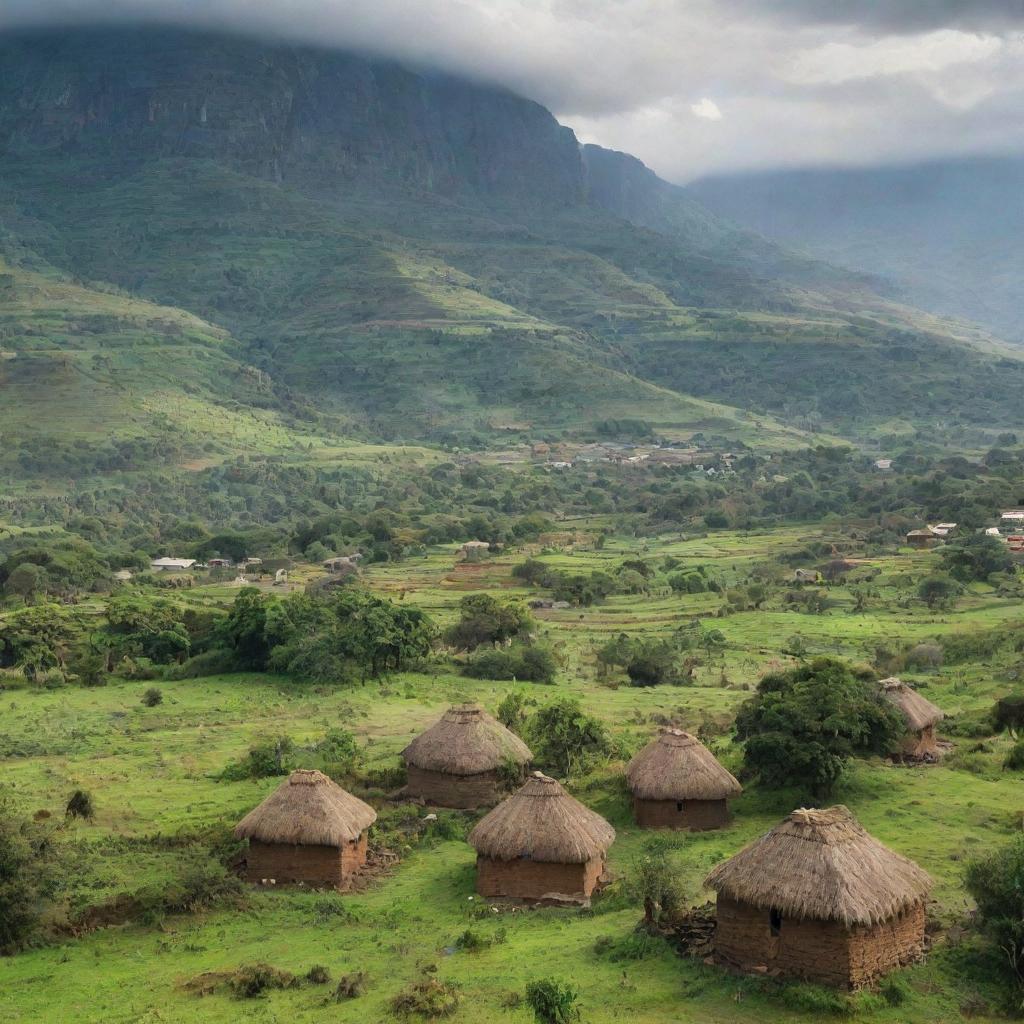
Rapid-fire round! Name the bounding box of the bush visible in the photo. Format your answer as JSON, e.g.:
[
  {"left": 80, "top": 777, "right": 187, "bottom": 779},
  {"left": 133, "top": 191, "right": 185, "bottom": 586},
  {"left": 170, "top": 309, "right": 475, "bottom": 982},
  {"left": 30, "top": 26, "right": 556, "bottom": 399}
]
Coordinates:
[
  {"left": 735, "top": 658, "right": 904, "bottom": 796},
  {"left": 524, "top": 979, "right": 581, "bottom": 1024},
  {"left": 965, "top": 834, "right": 1024, "bottom": 1009},
  {"left": 629, "top": 837, "right": 685, "bottom": 926},
  {"left": 306, "top": 964, "right": 331, "bottom": 984},
  {"left": 218, "top": 736, "right": 295, "bottom": 781},
  {"left": 625, "top": 640, "right": 689, "bottom": 687},
  {"left": 464, "top": 644, "right": 556, "bottom": 683},
  {"left": 134, "top": 849, "right": 245, "bottom": 920},
  {"left": 390, "top": 977, "right": 462, "bottom": 1018},
  {"left": 444, "top": 594, "right": 528, "bottom": 650},
  {"left": 333, "top": 971, "right": 368, "bottom": 1000},
  {"left": 1004, "top": 741, "right": 1024, "bottom": 771},
  {"left": 66, "top": 789, "right": 94, "bottom": 820},
  {"left": 527, "top": 698, "right": 610, "bottom": 775},
  {"left": 0, "top": 805, "right": 55, "bottom": 952},
  {"left": 226, "top": 963, "right": 298, "bottom": 999},
  {"left": 313, "top": 728, "right": 360, "bottom": 774},
  {"left": 497, "top": 690, "right": 535, "bottom": 732},
  {"left": 141, "top": 687, "right": 163, "bottom": 707},
  {"left": 778, "top": 981, "right": 851, "bottom": 1016}
]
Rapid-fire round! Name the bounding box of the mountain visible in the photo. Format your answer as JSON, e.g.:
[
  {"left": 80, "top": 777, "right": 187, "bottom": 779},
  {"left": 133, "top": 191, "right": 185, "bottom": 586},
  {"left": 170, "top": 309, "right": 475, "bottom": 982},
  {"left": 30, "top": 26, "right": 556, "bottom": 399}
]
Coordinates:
[
  {"left": 1, "top": 25, "right": 1022, "bottom": 479},
  {"left": 688, "top": 156, "right": 1024, "bottom": 343}
]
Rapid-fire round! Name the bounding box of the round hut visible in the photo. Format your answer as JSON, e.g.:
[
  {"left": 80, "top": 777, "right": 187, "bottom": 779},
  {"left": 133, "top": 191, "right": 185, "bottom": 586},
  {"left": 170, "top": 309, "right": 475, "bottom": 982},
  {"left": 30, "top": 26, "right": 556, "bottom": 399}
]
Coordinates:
[
  {"left": 233, "top": 769, "right": 376, "bottom": 888},
  {"left": 880, "top": 677, "right": 944, "bottom": 759},
  {"left": 626, "top": 728, "right": 742, "bottom": 830},
  {"left": 402, "top": 704, "right": 532, "bottom": 808},
  {"left": 704, "top": 805, "right": 932, "bottom": 989},
  {"left": 468, "top": 771, "right": 615, "bottom": 903}
]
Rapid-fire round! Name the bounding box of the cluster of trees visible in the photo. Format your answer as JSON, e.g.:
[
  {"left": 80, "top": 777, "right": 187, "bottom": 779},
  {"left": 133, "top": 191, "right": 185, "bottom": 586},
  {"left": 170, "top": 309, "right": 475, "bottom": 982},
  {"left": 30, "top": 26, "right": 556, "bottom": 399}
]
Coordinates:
[{"left": 595, "top": 623, "right": 726, "bottom": 687}]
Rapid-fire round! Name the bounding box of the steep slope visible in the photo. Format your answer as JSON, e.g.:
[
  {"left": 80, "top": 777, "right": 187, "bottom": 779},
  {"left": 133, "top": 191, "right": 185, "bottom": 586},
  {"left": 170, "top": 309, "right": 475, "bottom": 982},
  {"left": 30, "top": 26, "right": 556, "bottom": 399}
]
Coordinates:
[
  {"left": 0, "top": 25, "right": 1022, "bottom": 453},
  {"left": 688, "top": 156, "right": 1024, "bottom": 343}
]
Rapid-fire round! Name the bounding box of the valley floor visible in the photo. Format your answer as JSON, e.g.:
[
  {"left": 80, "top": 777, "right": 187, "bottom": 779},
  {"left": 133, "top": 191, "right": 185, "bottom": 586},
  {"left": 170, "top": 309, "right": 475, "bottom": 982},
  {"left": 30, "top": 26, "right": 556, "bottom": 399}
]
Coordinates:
[{"left": 0, "top": 527, "right": 1020, "bottom": 1023}]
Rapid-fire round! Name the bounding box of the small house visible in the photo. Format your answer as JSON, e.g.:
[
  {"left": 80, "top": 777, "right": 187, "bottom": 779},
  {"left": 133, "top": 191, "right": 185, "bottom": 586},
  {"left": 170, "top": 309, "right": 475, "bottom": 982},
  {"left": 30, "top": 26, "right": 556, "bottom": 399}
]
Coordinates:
[
  {"left": 931, "top": 522, "right": 957, "bottom": 538},
  {"left": 402, "top": 704, "right": 532, "bottom": 808},
  {"left": 626, "top": 728, "right": 741, "bottom": 830},
  {"left": 792, "top": 568, "right": 820, "bottom": 584},
  {"left": 874, "top": 458, "right": 893, "bottom": 471},
  {"left": 880, "top": 677, "right": 944, "bottom": 759},
  {"left": 905, "top": 528, "right": 939, "bottom": 549},
  {"left": 149, "top": 557, "right": 196, "bottom": 572},
  {"left": 243, "top": 557, "right": 263, "bottom": 567},
  {"left": 233, "top": 769, "right": 376, "bottom": 888},
  {"left": 208, "top": 558, "right": 233, "bottom": 568},
  {"left": 468, "top": 772, "right": 615, "bottom": 903},
  {"left": 704, "top": 805, "right": 931, "bottom": 988},
  {"left": 113, "top": 569, "right": 133, "bottom": 582},
  {"left": 460, "top": 540, "right": 491, "bottom": 562},
  {"left": 323, "top": 555, "right": 356, "bottom": 572}
]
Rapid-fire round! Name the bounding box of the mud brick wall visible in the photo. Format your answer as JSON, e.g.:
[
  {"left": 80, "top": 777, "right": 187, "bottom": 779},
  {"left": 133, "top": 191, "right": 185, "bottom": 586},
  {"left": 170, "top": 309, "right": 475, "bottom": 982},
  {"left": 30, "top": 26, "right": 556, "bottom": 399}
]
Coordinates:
[
  {"left": 475, "top": 855, "right": 604, "bottom": 901},
  {"left": 245, "top": 833, "right": 368, "bottom": 886},
  {"left": 405, "top": 767, "right": 502, "bottom": 808},
  {"left": 633, "top": 797, "right": 731, "bottom": 830}
]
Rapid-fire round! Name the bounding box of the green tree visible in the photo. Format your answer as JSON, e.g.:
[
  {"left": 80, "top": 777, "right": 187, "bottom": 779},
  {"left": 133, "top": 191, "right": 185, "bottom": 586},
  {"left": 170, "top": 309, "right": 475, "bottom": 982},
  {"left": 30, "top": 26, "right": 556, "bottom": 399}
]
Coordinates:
[
  {"left": 0, "top": 604, "right": 76, "bottom": 679},
  {"left": 444, "top": 594, "right": 528, "bottom": 650},
  {"left": 223, "top": 588, "right": 270, "bottom": 669},
  {"left": 524, "top": 979, "right": 581, "bottom": 1024},
  {"left": 735, "top": 658, "right": 904, "bottom": 796},
  {"left": 3, "top": 563, "right": 47, "bottom": 602},
  {"left": 941, "top": 534, "right": 1015, "bottom": 583},
  {"left": 917, "top": 574, "right": 960, "bottom": 610},
  {"left": 527, "top": 698, "right": 609, "bottom": 775}
]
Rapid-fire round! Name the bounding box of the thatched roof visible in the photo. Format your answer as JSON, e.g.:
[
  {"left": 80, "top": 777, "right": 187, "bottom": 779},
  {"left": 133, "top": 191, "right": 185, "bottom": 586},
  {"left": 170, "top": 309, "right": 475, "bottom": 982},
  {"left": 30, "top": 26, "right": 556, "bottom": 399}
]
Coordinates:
[
  {"left": 880, "top": 677, "right": 943, "bottom": 732},
  {"left": 403, "top": 705, "right": 532, "bottom": 776},
  {"left": 626, "top": 728, "right": 742, "bottom": 802},
  {"left": 233, "top": 769, "right": 376, "bottom": 847},
  {"left": 469, "top": 772, "right": 615, "bottom": 864},
  {"left": 704, "top": 805, "right": 931, "bottom": 927}
]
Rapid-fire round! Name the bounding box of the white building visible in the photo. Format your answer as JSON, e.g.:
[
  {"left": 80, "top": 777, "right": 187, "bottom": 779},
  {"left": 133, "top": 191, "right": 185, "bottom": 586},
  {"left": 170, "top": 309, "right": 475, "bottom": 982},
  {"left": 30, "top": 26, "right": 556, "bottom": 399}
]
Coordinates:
[{"left": 150, "top": 557, "right": 196, "bottom": 572}]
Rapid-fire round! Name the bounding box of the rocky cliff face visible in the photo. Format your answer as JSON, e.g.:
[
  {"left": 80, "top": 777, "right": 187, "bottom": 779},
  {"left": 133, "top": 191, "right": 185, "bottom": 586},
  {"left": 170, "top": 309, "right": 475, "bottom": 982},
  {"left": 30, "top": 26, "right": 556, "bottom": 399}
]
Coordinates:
[{"left": 0, "top": 28, "right": 585, "bottom": 202}]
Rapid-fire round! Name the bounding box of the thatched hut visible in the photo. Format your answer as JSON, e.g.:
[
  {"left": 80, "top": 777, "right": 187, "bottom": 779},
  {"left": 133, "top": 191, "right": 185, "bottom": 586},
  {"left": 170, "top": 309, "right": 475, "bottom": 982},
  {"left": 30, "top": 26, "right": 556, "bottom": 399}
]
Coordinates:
[
  {"left": 626, "top": 728, "right": 742, "bottom": 830},
  {"left": 704, "top": 806, "right": 931, "bottom": 988},
  {"left": 468, "top": 772, "right": 615, "bottom": 903},
  {"left": 402, "top": 704, "right": 532, "bottom": 809},
  {"left": 234, "top": 769, "right": 376, "bottom": 887},
  {"left": 880, "top": 677, "right": 944, "bottom": 758}
]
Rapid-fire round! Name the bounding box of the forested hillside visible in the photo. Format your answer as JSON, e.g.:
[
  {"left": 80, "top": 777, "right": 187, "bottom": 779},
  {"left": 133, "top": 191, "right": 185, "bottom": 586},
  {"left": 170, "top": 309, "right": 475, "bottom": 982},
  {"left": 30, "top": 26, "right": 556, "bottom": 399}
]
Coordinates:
[{"left": 0, "top": 26, "right": 1022, "bottom": 477}]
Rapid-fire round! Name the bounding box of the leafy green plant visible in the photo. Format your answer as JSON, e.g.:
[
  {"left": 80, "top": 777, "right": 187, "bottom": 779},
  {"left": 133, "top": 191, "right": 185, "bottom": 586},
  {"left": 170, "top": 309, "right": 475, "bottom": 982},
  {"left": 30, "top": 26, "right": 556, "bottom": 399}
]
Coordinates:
[{"left": 524, "top": 978, "right": 581, "bottom": 1024}]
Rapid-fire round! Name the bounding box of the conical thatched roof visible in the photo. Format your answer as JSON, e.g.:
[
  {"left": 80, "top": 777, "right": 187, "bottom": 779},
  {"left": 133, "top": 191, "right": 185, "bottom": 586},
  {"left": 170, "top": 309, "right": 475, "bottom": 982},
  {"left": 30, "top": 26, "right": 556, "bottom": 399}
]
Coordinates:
[
  {"left": 469, "top": 772, "right": 615, "bottom": 864},
  {"left": 626, "top": 728, "right": 742, "bottom": 801},
  {"left": 704, "top": 805, "right": 931, "bottom": 927},
  {"left": 880, "top": 677, "right": 943, "bottom": 732},
  {"left": 233, "top": 769, "right": 377, "bottom": 847},
  {"left": 402, "top": 704, "right": 532, "bottom": 776}
]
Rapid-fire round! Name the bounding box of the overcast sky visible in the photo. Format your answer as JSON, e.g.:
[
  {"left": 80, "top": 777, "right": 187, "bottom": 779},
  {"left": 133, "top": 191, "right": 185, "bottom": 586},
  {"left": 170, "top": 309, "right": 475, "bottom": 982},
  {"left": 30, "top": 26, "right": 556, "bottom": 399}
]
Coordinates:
[{"left": 4, "top": 1, "right": 1024, "bottom": 182}]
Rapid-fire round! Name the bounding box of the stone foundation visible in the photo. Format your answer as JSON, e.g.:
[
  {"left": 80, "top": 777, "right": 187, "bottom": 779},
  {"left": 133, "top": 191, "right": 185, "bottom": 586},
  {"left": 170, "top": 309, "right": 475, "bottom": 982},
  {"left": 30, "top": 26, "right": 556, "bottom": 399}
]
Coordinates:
[
  {"left": 244, "top": 833, "right": 368, "bottom": 888},
  {"left": 405, "top": 766, "right": 504, "bottom": 808},
  {"left": 475, "top": 854, "right": 605, "bottom": 902},
  {"left": 713, "top": 896, "right": 926, "bottom": 988},
  {"left": 633, "top": 797, "right": 731, "bottom": 830}
]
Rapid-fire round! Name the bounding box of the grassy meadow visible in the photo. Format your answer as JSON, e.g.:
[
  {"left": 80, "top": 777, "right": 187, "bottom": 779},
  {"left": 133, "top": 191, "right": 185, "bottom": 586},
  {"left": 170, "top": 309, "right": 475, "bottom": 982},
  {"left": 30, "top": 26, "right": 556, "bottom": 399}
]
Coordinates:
[{"left": 1, "top": 527, "right": 1022, "bottom": 1023}]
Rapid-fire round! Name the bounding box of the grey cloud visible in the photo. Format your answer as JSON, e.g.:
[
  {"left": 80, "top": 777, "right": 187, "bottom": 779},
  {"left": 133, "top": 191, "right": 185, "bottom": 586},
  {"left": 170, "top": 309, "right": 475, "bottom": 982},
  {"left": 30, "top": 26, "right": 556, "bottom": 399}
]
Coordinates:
[
  {"left": 730, "top": 0, "right": 1024, "bottom": 33},
  {"left": 2, "top": 0, "right": 1023, "bottom": 181}
]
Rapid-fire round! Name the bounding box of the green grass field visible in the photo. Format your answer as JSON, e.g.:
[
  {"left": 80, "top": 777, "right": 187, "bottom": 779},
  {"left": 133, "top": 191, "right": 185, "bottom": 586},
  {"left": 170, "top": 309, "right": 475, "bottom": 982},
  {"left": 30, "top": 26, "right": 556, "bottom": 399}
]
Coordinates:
[{"left": 1, "top": 527, "right": 1022, "bottom": 1023}]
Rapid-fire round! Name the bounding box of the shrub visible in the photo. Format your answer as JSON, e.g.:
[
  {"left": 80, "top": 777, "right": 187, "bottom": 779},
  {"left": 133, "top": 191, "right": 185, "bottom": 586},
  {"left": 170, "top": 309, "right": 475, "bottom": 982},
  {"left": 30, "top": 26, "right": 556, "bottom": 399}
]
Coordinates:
[
  {"left": 141, "top": 687, "right": 163, "bottom": 707},
  {"left": 735, "top": 658, "right": 904, "bottom": 796},
  {"left": 904, "top": 643, "right": 944, "bottom": 670},
  {"left": 306, "top": 964, "right": 331, "bottom": 984},
  {"left": 444, "top": 594, "right": 528, "bottom": 650},
  {"left": 464, "top": 643, "right": 556, "bottom": 683},
  {"left": 66, "top": 789, "right": 94, "bottom": 820},
  {"left": 778, "top": 981, "right": 851, "bottom": 1015},
  {"left": 965, "top": 834, "right": 1024, "bottom": 1009},
  {"left": 497, "top": 690, "right": 535, "bottom": 732},
  {"left": 527, "top": 698, "right": 610, "bottom": 775},
  {"left": 524, "top": 979, "right": 581, "bottom": 1024},
  {"left": 629, "top": 837, "right": 685, "bottom": 926},
  {"left": 226, "top": 963, "right": 298, "bottom": 999},
  {"left": 218, "top": 736, "right": 295, "bottom": 781},
  {"left": 0, "top": 805, "right": 55, "bottom": 952},
  {"left": 313, "top": 728, "right": 361, "bottom": 774},
  {"left": 333, "top": 972, "right": 368, "bottom": 1000},
  {"left": 625, "top": 640, "right": 689, "bottom": 687},
  {"left": 1005, "top": 741, "right": 1024, "bottom": 772},
  {"left": 134, "top": 849, "right": 245, "bottom": 920},
  {"left": 390, "top": 977, "right": 462, "bottom": 1018}
]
